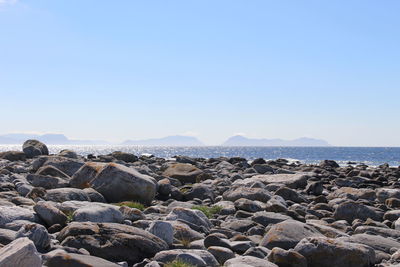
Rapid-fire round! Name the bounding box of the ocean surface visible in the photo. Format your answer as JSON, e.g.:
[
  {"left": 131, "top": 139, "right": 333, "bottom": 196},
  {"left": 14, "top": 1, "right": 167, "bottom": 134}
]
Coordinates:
[{"left": 1, "top": 145, "right": 400, "bottom": 167}]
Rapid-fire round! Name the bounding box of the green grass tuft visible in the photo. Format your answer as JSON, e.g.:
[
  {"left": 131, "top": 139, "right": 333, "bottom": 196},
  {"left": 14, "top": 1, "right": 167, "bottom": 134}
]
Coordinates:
[
  {"left": 191, "top": 205, "right": 222, "bottom": 219},
  {"left": 179, "top": 184, "right": 193, "bottom": 194},
  {"left": 64, "top": 211, "right": 74, "bottom": 222},
  {"left": 178, "top": 237, "right": 192, "bottom": 248},
  {"left": 114, "top": 201, "right": 145, "bottom": 211},
  {"left": 164, "top": 259, "right": 196, "bottom": 267}
]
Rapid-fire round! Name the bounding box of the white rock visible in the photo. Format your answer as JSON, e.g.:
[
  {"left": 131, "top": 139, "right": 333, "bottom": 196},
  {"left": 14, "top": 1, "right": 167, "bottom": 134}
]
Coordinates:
[
  {"left": 0, "top": 206, "right": 37, "bottom": 227},
  {"left": 166, "top": 207, "right": 212, "bottom": 233},
  {"left": 16, "top": 224, "right": 51, "bottom": 250},
  {"left": 73, "top": 205, "right": 123, "bottom": 223},
  {"left": 224, "top": 256, "right": 278, "bottom": 267},
  {"left": 0, "top": 237, "right": 41, "bottom": 267},
  {"left": 147, "top": 221, "right": 174, "bottom": 246}
]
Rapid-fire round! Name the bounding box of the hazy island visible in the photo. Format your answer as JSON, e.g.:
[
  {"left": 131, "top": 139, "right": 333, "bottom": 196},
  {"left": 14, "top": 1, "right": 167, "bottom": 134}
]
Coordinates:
[{"left": 0, "top": 133, "right": 330, "bottom": 147}]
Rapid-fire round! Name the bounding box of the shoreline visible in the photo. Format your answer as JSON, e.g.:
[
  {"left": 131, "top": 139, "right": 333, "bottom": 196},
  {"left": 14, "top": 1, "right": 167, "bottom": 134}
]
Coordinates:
[
  {"left": 1, "top": 143, "right": 399, "bottom": 167},
  {"left": 0, "top": 140, "right": 399, "bottom": 266}
]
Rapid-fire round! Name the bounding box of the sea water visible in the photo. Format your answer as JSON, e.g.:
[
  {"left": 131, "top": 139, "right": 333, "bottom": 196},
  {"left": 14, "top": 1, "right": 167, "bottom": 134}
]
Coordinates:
[{"left": 1, "top": 145, "right": 399, "bottom": 167}]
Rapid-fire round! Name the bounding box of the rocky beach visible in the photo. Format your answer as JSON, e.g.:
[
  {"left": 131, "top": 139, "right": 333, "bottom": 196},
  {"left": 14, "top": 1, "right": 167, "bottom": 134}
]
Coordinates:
[{"left": 0, "top": 140, "right": 399, "bottom": 267}]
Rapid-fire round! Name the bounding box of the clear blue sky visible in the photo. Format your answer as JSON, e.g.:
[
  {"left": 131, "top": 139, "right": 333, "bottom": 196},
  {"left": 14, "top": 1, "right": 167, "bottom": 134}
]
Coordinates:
[{"left": 1, "top": 0, "right": 399, "bottom": 146}]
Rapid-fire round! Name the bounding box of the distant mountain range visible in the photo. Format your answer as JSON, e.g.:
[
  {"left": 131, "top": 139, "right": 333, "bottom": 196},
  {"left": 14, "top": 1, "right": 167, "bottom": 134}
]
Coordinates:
[
  {"left": 122, "top": 135, "right": 204, "bottom": 146},
  {"left": 0, "top": 134, "right": 109, "bottom": 145},
  {"left": 0, "top": 133, "right": 330, "bottom": 146},
  {"left": 222, "top": 135, "right": 331, "bottom": 146}
]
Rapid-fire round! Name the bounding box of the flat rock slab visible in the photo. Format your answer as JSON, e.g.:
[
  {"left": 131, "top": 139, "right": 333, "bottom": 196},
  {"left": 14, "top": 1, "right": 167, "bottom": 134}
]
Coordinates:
[
  {"left": 354, "top": 226, "right": 400, "bottom": 239},
  {"left": 261, "top": 220, "right": 324, "bottom": 250},
  {"left": 339, "top": 233, "right": 400, "bottom": 254},
  {"left": 294, "top": 236, "right": 375, "bottom": 267},
  {"left": 57, "top": 222, "right": 168, "bottom": 265},
  {"left": 46, "top": 252, "right": 121, "bottom": 267},
  {"left": 224, "top": 256, "right": 278, "bottom": 267},
  {"left": 251, "top": 211, "right": 292, "bottom": 227},
  {"left": 252, "top": 173, "right": 311, "bottom": 189},
  {"left": 45, "top": 188, "right": 91, "bottom": 202},
  {"left": 0, "top": 206, "right": 37, "bottom": 227}
]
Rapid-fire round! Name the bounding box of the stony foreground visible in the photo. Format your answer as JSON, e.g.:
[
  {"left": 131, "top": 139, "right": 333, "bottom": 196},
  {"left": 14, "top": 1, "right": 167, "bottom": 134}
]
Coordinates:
[{"left": 0, "top": 140, "right": 400, "bottom": 266}]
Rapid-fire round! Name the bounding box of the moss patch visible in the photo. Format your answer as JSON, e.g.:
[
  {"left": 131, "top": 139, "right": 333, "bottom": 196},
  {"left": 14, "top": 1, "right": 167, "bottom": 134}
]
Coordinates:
[
  {"left": 114, "top": 201, "right": 145, "bottom": 211},
  {"left": 164, "top": 259, "right": 196, "bottom": 267},
  {"left": 191, "top": 205, "right": 222, "bottom": 219}
]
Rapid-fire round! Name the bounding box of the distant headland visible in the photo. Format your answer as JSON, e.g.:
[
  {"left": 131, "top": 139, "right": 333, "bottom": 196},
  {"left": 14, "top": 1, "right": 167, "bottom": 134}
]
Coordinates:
[{"left": 0, "top": 133, "right": 330, "bottom": 146}]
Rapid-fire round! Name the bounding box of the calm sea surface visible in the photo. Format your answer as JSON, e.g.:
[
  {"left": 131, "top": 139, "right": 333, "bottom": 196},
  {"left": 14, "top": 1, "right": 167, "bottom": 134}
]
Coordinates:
[{"left": 1, "top": 145, "right": 399, "bottom": 167}]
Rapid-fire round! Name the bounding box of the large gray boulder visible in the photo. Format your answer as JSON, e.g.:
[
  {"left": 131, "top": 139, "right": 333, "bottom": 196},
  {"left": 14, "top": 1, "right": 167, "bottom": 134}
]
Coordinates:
[
  {"left": 333, "top": 201, "right": 383, "bottom": 223},
  {"left": 83, "top": 188, "right": 106, "bottom": 202},
  {"left": 36, "top": 165, "right": 70, "bottom": 179},
  {"left": 57, "top": 222, "right": 168, "bottom": 265},
  {"left": 339, "top": 233, "right": 400, "bottom": 254},
  {"left": 109, "top": 151, "right": 138, "bottom": 163},
  {"left": 319, "top": 160, "right": 339, "bottom": 168},
  {"left": 354, "top": 226, "right": 400, "bottom": 239},
  {"left": 214, "top": 201, "right": 236, "bottom": 215},
  {"left": 223, "top": 186, "right": 272, "bottom": 202},
  {"left": 90, "top": 163, "right": 157, "bottom": 204},
  {"left": 33, "top": 201, "right": 67, "bottom": 227},
  {"left": 294, "top": 237, "right": 375, "bottom": 267},
  {"left": 184, "top": 184, "right": 215, "bottom": 201},
  {"left": 251, "top": 211, "right": 291, "bottom": 227},
  {"left": 26, "top": 174, "right": 69, "bottom": 189},
  {"left": 58, "top": 149, "right": 78, "bottom": 159},
  {"left": 23, "top": 139, "right": 49, "bottom": 158},
  {"left": 0, "top": 237, "right": 42, "bottom": 267},
  {"left": 0, "top": 228, "right": 17, "bottom": 245},
  {"left": 306, "top": 221, "right": 349, "bottom": 238},
  {"left": 119, "top": 205, "right": 145, "bottom": 221},
  {"left": 40, "top": 156, "right": 84, "bottom": 176},
  {"left": 16, "top": 223, "right": 51, "bottom": 251},
  {"left": 163, "top": 163, "right": 203, "bottom": 184},
  {"left": 377, "top": 188, "right": 400, "bottom": 203},
  {"left": 329, "top": 187, "right": 376, "bottom": 201},
  {"left": 70, "top": 162, "right": 105, "bottom": 189},
  {"left": 268, "top": 247, "right": 307, "bottom": 267},
  {"left": 207, "top": 246, "right": 235, "bottom": 264},
  {"left": 384, "top": 210, "right": 400, "bottom": 221},
  {"left": 168, "top": 221, "right": 205, "bottom": 242},
  {"left": 0, "top": 151, "right": 26, "bottom": 161},
  {"left": 261, "top": 220, "right": 323, "bottom": 250},
  {"left": 234, "top": 198, "right": 264, "bottom": 212},
  {"left": 147, "top": 221, "right": 174, "bottom": 246},
  {"left": 274, "top": 186, "right": 307, "bottom": 203}
]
